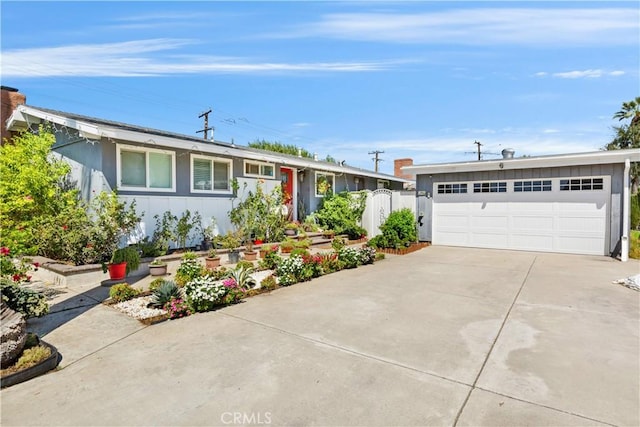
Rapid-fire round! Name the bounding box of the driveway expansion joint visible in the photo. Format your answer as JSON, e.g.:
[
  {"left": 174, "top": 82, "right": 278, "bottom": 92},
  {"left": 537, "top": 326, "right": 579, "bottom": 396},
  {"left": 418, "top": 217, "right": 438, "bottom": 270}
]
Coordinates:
[
  {"left": 217, "top": 311, "right": 473, "bottom": 389},
  {"left": 452, "top": 255, "right": 537, "bottom": 426}
]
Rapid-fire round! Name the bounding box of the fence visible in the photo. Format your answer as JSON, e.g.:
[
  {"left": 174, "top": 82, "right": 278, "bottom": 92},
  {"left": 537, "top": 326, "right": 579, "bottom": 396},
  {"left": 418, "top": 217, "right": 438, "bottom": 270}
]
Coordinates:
[{"left": 358, "top": 190, "right": 416, "bottom": 238}]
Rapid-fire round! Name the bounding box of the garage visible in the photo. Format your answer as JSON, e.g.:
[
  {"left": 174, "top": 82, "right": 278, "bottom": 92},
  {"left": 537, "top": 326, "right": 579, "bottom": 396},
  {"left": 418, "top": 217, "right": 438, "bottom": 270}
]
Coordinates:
[
  {"left": 432, "top": 176, "right": 609, "bottom": 255},
  {"left": 405, "top": 148, "right": 640, "bottom": 259}
]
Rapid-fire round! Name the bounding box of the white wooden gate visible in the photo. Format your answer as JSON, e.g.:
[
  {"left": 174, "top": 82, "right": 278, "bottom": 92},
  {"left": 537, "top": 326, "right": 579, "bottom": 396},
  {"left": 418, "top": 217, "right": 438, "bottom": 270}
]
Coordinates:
[{"left": 359, "top": 190, "right": 416, "bottom": 238}]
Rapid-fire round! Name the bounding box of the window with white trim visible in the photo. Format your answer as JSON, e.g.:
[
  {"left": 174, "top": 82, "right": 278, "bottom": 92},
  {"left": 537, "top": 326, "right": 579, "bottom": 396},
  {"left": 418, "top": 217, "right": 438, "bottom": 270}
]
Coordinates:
[
  {"left": 377, "top": 179, "right": 390, "bottom": 189},
  {"left": 514, "top": 180, "right": 552, "bottom": 192},
  {"left": 473, "top": 181, "right": 507, "bottom": 193},
  {"left": 244, "top": 160, "right": 275, "bottom": 179},
  {"left": 437, "top": 183, "right": 467, "bottom": 194},
  {"left": 191, "top": 155, "right": 232, "bottom": 193},
  {"left": 560, "top": 178, "right": 604, "bottom": 191},
  {"left": 315, "top": 172, "right": 334, "bottom": 197},
  {"left": 118, "top": 145, "right": 175, "bottom": 191}
]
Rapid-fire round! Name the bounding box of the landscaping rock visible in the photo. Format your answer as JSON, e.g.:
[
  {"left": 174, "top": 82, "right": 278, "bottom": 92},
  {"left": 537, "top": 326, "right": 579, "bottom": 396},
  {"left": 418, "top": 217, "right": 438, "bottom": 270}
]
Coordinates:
[{"left": 1, "top": 302, "right": 27, "bottom": 368}]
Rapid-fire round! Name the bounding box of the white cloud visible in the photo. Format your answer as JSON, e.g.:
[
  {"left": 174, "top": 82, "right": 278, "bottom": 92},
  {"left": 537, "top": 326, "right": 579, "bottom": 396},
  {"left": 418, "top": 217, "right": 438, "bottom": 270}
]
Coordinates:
[
  {"left": 553, "top": 69, "right": 604, "bottom": 79},
  {"left": 283, "top": 8, "right": 639, "bottom": 46},
  {"left": 1, "top": 39, "right": 402, "bottom": 78},
  {"left": 534, "top": 69, "right": 628, "bottom": 79}
]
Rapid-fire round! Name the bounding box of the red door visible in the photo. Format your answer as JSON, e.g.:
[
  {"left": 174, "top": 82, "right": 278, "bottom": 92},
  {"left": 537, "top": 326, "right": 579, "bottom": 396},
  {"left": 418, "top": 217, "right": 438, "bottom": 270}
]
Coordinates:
[{"left": 281, "top": 167, "right": 294, "bottom": 220}]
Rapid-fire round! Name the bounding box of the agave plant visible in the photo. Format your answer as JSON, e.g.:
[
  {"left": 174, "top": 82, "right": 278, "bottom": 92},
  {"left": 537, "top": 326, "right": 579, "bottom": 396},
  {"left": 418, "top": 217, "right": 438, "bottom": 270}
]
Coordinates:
[
  {"left": 229, "top": 265, "right": 257, "bottom": 291},
  {"left": 147, "top": 280, "right": 183, "bottom": 309}
]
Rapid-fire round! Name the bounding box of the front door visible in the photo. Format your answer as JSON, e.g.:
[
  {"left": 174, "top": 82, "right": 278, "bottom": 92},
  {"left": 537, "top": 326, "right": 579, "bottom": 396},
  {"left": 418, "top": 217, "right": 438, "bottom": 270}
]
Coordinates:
[{"left": 280, "top": 167, "right": 294, "bottom": 221}]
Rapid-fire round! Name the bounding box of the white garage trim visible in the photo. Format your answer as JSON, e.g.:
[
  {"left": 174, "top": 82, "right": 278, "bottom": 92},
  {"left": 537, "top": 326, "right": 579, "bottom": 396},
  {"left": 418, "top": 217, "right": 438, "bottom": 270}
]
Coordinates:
[{"left": 433, "top": 176, "right": 610, "bottom": 255}]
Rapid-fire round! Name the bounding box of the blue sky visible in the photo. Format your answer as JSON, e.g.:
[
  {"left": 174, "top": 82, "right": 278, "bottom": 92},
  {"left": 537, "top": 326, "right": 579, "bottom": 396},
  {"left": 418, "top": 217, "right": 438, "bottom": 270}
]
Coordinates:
[{"left": 1, "top": 1, "right": 638, "bottom": 175}]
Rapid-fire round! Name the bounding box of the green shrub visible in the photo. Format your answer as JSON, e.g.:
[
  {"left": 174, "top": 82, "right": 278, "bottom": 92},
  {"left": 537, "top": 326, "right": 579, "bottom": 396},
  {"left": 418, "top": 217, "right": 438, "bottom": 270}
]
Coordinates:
[
  {"left": 290, "top": 248, "right": 310, "bottom": 258},
  {"left": 148, "top": 277, "right": 166, "bottom": 292},
  {"left": 258, "top": 251, "right": 281, "bottom": 270},
  {"left": 631, "top": 193, "right": 640, "bottom": 230},
  {"left": 368, "top": 208, "right": 417, "bottom": 249},
  {"left": 236, "top": 260, "right": 254, "bottom": 271},
  {"left": 275, "top": 255, "right": 304, "bottom": 286},
  {"left": 260, "top": 275, "right": 277, "bottom": 291},
  {"left": 109, "top": 283, "right": 140, "bottom": 302},
  {"left": 0, "top": 279, "right": 49, "bottom": 318},
  {"left": 314, "top": 192, "right": 367, "bottom": 239},
  {"left": 331, "top": 237, "right": 346, "bottom": 252},
  {"left": 147, "top": 280, "right": 182, "bottom": 309},
  {"left": 204, "top": 266, "right": 230, "bottom": 281}
]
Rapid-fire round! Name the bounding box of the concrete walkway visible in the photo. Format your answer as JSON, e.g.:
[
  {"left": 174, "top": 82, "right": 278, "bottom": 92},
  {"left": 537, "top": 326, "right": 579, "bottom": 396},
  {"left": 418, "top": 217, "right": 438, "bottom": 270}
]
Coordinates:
[{"left": 2, "top": 247, "right": 639, "bottom": 426}]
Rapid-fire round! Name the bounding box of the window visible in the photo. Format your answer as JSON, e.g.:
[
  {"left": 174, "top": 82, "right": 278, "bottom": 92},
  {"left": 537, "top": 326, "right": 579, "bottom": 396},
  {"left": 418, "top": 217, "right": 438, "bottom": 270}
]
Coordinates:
[
  {"left": 244, "top": 160, "right": 275, "bottom": 179},
  {"left": 191, "top": 155, "right": 232, "bottom": 193},
  {"left": 437, "top": 183, "right": 467, "bottom": 194},
  {"left": 514, "top": 180, "right": 552, "bottom": 192},
  {"left": 377, "top": 179, "right": 390, "bottom": 189},
  {"left": 118, "top": 145, "right": 175, "bottom": 191},
  {"left": 315, "top": 172, "right": 334, "bottom": 197},
  {"left": 560, "top": 178, "right": 604, "bottom": 191},
  {"left": 473, "top": 182, "right": 507, "bottom": 193}
]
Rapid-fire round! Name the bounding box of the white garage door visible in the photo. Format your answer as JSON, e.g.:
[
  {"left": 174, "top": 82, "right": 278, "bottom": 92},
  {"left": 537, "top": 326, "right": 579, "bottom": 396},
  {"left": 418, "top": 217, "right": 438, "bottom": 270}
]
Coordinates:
[{"left": 432, "top": 177, "right": 610, "bottom": 255}]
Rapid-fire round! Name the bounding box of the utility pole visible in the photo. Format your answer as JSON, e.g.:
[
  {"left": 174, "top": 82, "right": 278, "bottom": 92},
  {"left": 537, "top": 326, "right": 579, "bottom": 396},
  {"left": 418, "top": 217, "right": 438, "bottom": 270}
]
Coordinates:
[
  {"left": 369, "top": 150, "right": 384, "bottom": 172},
  {"left": 197, "top": 109, "right": 214, "bottom": 140},
  {"left": 474, "top": 140, "right": 482, "bottom": 161}
]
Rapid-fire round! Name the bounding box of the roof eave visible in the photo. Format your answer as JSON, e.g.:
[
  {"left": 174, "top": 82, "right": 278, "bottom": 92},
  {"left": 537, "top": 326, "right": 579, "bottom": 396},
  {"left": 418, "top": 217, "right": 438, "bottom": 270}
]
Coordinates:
[
  {"left": 403, "top": 149, "right": 640, "bottom": 175},
  {"left": 13, "top": 105, "right": 409, "bottom": 183}
]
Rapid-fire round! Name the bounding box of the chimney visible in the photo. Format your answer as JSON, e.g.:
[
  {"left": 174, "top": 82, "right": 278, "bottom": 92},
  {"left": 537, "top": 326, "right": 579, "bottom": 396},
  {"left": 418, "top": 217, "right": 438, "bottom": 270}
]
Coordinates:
[
  {"left": 1, "top": 86, "right": 26, "bottom": 143},
  {"left": 394, "top": 158, "right": 414, "bottom": 180},
  {"left": 501, "top": 148, "right": 515, "bottom": 159}
]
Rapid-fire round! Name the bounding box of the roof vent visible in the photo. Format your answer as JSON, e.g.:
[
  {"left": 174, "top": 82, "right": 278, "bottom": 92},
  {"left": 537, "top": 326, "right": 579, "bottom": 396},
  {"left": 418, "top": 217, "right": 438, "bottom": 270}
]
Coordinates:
[
  {"left": 313, "top": 153, "right": 318, "bottom": 161},
  {"left": 501, "top": 148, "right": 515, "bottom": 159}
]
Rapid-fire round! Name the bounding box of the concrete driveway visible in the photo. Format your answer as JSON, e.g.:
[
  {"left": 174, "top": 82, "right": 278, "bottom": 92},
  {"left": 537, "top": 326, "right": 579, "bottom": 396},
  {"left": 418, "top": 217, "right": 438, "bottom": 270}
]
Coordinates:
[{"left": 2, "top": 246, "right": 639, "bottom": 426}]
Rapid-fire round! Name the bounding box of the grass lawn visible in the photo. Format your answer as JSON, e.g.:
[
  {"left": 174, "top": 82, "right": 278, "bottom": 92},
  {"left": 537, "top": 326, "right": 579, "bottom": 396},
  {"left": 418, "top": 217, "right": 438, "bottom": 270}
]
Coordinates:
[{"left": 631, "top": 230, "right": 640, "bottom": 259}]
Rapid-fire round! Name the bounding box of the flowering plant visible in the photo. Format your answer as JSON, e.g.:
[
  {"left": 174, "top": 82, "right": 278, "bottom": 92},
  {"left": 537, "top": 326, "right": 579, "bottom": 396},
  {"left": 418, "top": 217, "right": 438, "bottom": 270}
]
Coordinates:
[
  {"left": 338, "top": 247, "right": 360, "bottom": 269},
  {"left": 166, "top": 297, "right": 191, "bottom": 319},
  {"left": 358, "top": 246, "right": 376, "bottom": 265},
  {"left": 275, "top": 254, "right": 304, "bottom": 286},
  {"left": 0, "top": 246, "right": 38, "bottom": 282},
  {"left": 184, "top": 276, "right": 227, "bottom": 312}
]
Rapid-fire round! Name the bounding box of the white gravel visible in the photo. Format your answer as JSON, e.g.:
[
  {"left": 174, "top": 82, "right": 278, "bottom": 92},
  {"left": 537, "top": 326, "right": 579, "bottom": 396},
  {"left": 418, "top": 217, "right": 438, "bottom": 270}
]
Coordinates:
[{"left": 113, "top": 296, "right": 167, "bottom": 320}]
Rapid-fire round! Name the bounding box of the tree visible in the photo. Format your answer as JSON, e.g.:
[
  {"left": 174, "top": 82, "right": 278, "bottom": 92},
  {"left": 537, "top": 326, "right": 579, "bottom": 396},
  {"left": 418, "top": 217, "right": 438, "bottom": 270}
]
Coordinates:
[
  {"left": 0, "top": 127, "right": 80, "bottom": 254},
  {"left": 248, "top": 139, "right": 312, "bottom": 158},
  {"left": 606, "top": 97, "right": 640, "bottom": 193}
]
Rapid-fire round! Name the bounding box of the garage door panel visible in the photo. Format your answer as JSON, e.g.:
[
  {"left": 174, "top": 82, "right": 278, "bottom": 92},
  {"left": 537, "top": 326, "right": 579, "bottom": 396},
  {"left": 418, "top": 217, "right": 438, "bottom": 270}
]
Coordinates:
[{"left": 433, "top": 177, "right": 609, "bottom": 255}]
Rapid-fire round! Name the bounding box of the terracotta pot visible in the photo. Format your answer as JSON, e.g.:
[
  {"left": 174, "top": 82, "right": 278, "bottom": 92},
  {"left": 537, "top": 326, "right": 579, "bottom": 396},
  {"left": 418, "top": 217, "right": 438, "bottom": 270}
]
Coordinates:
[
  {"left": 284, "top": 229, "right": 297, "bottom": 237},
  {"left": 108, "top": 262, "right": 127, "bottom": 280},
  {"left": 244, "top": 251, "right": 257, "bottom": 261},
  {"left": 205, "top": 257, "right": 221, "bottom": 269},
  {"left": 281, "top": 247, "right": 293, "bottom": 254}
]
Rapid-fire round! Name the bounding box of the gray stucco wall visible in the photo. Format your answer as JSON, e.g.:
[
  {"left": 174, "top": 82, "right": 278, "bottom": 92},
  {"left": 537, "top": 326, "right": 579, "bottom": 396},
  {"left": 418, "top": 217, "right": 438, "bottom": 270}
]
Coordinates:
[{"left": 416, "top": 163, "right": 625, "bottom": 256}]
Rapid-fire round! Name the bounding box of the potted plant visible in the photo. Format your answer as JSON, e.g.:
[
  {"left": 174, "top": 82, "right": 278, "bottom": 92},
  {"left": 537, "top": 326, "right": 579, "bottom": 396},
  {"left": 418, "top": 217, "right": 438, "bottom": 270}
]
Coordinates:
[
  {"left": 148, "top": 259, "right": 168, "bottom": 276},
  {"left": 280, "top": 238, "right": 295, "bottom": 254},
  {"left": 259, "top": 243, "right": 279, "bottom": 258},
  {"left": 284, "top": 222, "right": 299, "bottom": 237},
  {"left": 221, "top": 231, "right": 241, "bottom": 264},
  {"left": 205, "top": 248, "right": 221, "bottom": 269},
  {"left": 103, "top": 246, "right": 141, "bottom": 280},
  {"left": 201, "top": 217, "right": 217, "bottom": 251},
  {"left": 242, "top": 228, "right": 258, "bottom": 261}
]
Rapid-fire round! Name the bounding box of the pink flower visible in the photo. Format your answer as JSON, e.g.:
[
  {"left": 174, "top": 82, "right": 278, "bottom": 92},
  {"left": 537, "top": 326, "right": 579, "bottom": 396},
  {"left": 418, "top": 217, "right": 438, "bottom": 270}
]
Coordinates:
[{"left": 0, "top": 247, "right": 9, "bottom": 256}]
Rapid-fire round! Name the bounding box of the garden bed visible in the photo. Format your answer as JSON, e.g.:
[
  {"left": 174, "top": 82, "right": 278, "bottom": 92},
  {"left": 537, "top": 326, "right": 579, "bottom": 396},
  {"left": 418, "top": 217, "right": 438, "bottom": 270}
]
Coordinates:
[
  {"left": 1, "top": 339, "right": 59, "bottom": 389},
  {"left": 374, "top": 242, "right": 430, "bottom": 255}
]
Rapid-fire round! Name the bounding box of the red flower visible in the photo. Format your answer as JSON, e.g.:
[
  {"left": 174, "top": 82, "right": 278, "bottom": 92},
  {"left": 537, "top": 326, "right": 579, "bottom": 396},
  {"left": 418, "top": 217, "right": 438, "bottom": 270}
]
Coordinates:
[
  {"left": 33, "top": 262, "right": 40, "bottom": 269},
  {"left": 26, "top": 275, "right": 32, "bottom": 282},
  {"left": 0, "top": 247, "right": 9, "bottom": 256},
  {"left": 12, "top": 274, "right": 21, "bottom": 282},
  {"left": 62, "top": 225, "right": 68, "bottom": 231}
]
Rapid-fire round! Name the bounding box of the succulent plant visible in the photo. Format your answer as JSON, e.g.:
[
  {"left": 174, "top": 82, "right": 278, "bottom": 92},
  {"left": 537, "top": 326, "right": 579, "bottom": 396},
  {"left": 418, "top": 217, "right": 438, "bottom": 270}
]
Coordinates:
[
  {"left": 229, "top": 265, "right": 256, "bottom": 291},
  {"left": 147, "top": 280, "right": 182, "bottom": 309}
]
